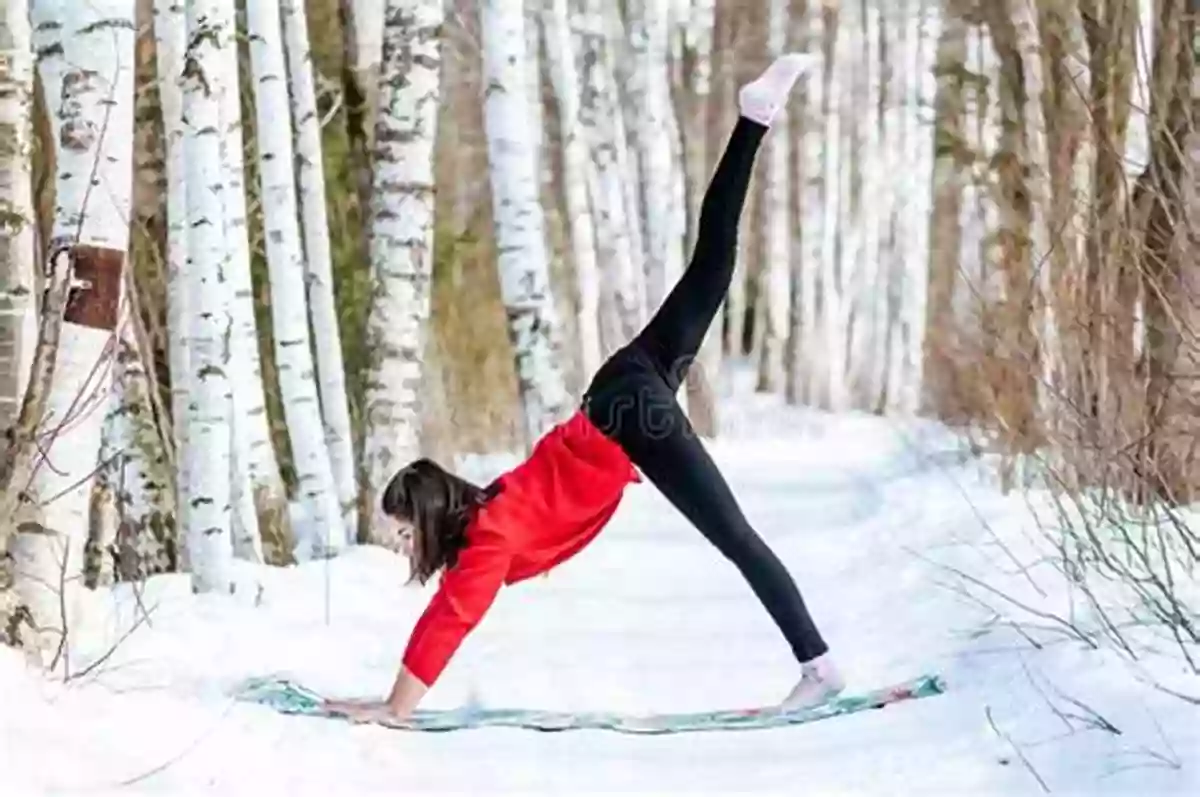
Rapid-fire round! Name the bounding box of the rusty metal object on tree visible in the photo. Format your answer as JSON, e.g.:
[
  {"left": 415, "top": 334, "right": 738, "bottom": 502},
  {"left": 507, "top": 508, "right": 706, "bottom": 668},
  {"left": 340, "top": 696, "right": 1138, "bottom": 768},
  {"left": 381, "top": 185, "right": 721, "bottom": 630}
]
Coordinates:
[{"left": 62, "top": 244, "right": 124, "bottom": 331}]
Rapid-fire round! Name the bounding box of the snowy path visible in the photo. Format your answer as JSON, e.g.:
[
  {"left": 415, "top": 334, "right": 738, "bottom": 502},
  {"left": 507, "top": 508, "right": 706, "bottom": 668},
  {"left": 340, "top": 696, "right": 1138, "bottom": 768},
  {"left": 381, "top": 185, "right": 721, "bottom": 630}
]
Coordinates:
[{"left": 2, "top": 393, "right": 1196, "bottom": 795}]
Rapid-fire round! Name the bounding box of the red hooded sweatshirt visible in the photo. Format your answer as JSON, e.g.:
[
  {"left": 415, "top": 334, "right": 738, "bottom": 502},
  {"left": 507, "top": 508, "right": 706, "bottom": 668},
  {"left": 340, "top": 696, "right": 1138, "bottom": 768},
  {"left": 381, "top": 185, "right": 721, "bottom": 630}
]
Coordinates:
[{"left": 401, "top": 409, "right": 641, "bottom": 687}]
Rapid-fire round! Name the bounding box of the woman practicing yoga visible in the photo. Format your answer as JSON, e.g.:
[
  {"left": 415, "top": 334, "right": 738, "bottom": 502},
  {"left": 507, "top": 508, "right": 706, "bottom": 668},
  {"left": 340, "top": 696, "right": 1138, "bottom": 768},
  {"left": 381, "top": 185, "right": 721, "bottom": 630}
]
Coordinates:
[{"left": 327, "top": 53, "right": 842, "bottom": 722}]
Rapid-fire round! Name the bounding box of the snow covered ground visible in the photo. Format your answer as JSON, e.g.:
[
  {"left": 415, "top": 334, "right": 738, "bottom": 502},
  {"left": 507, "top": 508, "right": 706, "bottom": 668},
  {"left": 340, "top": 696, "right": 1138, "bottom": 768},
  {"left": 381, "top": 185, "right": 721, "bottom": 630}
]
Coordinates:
[{"left": 2, "top": 376, "right": 1198, "bottom": 796}]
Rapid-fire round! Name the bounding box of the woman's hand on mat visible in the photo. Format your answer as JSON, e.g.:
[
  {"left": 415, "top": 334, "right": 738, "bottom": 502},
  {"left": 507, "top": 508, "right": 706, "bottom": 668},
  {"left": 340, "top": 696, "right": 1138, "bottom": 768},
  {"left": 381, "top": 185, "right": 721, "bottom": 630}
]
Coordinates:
[{"left": 323, "top": 699, "right": 409, "bottom": 725}]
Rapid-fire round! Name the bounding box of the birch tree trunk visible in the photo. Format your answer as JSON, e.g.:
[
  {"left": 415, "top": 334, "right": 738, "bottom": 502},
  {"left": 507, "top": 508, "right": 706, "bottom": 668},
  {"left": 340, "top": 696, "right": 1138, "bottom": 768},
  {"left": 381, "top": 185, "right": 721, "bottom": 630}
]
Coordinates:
[
  {"left": 182, "top": 0, "right": 235, "bottom": 594},
  {"left": 1079, "top": 0, "right": 1137, "bottom": 449},
  {"left": 831, "top": 0, "right": 862, "bottom": 405},
  {"left": 1139, "top": 0, "right": 1197, "bottom": 501},
  {"left": 1037, "top": 0, "right": 1093, "bottom": 475},
  {"left": 542, "top": 0, "right": 602, "bottom": 381},
  {"left": 792, "top": 1, "right": 832, "bottom": 406},
  {"left": 362, "top": 0, "right": 444, "bottom": 535},
  {"left": 631, "top": 0, "right": 678, "bottom": 321},
  {"left": 14, "top": 0, "right": 136, "bottom": 659},
  {"left": 755, "top": 0, "right": 791, "bottom": 395},
  {"left": 849, "top": 2, "right": 887, "bottom": 411},
  {"left": 981, "top": 0, "right": 1046, "bottom": 456},
  {"left": 575, "top": 1, "right": 643, "bottom": 352},
  {"left": 212, "top": 0, "right": 282, "bottom": 521},
  {"left": 676, "top": 0, "right": 720, "bottom": 435},
  {"left": 348, "top": 0, "right": 384, "bottom": 133},
  {"left": 605, "top": 2, "right": 648, "bottom": 287},
  {"left": 153, "top": 0, "right": 190, "bottom": 548},
  {"left": 0, "top": 0, "right": 35, "bottom": 435},
  {"left": 247, "top": 0, "right": 345, "bottom": 558},
  {"left": 93, "top": 310, "right": 176, "bottom": 586},
  {"left": 819, "top": 2, "right": 847, "bottom": 410},
  {"left": 922, "top": 0, "right": 972, "bottom": 422},
  {"left": 282, "top": 0, "right": 359, "bottom": 542},
  {"left": 481, "top": 0, "right": 571, "bottom": 448},
  {"left": 784, "top": 0, "right": 808, "bottom": 406}
]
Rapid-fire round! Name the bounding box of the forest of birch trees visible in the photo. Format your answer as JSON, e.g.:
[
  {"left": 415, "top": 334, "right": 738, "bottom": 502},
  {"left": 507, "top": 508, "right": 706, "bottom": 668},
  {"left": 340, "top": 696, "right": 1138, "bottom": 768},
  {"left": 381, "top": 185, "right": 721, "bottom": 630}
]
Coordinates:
[{"left": 0, "top": 0, "right": 1195, "bottom": 662}]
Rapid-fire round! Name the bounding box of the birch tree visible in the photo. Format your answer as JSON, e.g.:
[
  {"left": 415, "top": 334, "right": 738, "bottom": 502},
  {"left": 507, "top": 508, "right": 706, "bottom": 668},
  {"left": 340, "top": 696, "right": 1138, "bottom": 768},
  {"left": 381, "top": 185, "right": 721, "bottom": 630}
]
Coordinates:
[
  {"left": 1037, "top": 0, "right": 1093, "bottom": 464},
  {"left": 93, "top": 308, "right": 176, "bottom": 586},
  {"left": 281, "top": 0, "right": 358, "bottom": 541},
  {"left": 181, "top": 0, "right": 235, "bottom": 594},
  {"left": 879, "top": 0, "right": 940, "bottom": 416},
  {"left": 542, "top": 0, "right": 601, "bottom": 380},
  {"left": 674, "top": 0, "right": 720, "bottom": 435},
  {"left": 922, "top": 0, "right": 974, "bottom": 422},
  {"left": 817, "top": 2, "right": 845, "bottom": 409},
  {"left": 1079, "top": 0, "right": 1137, "bottom": 442},
  {"left": 212, "top": 0, "right": 282, "bottom": 520},
  {"left": 604, "top": 2, "right": 648, "bottom": 289},
  {"left": 481, "top": 0, "right": 571, "bottom": 447},
  {"left": 630, "top": 0, "right": 679, "bottom": 322},
  {"left": 363, "top": 0, "right": 444, "bottom": 532},
  {"left": 12, "top": 0, "right": 136, "bottom": 657},
  {"left": 152, "top": 0, "right": 191, "bottom": 560},
  {"left": 979, "top": 0, "right": 1047, "bottom": 452},
  {"left": 0, "top": 0, "right": 35, "bottom": 435},
  {"left": 847, "top": 2, "right": 887, "bottom": 410},
  {"left": 247, "top": 0, "right": 344, "bottom": 557},
  {"left": 575, "top": 0, "right": 644, "bottom": 352},
  {"left": 1138, "top": 0, "right": 1197, "bottom": 501},
  {"left": 755, "top": 0, "right": 791, "bottom": 394}
]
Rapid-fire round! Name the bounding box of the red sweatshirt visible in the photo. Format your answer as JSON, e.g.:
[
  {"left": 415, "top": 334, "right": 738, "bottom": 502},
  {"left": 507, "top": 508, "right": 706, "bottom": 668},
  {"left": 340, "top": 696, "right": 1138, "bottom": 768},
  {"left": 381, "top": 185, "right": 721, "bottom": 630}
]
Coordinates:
[{"left": 401, "top": 409, "right": 641, "bottom": 686}]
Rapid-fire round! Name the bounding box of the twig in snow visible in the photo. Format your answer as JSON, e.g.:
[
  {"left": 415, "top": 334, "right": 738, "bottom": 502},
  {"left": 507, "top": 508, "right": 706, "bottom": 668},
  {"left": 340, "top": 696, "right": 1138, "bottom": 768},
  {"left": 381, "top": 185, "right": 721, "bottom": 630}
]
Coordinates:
[
  {"left": 114, "top": 698, "right": 240, "bottom": 788},
  {"left": 68, "top": 596, "right": 159, "bottom": 683},
  {"left": 985, "top": 705, "right": 1052, "bottom": 793}
]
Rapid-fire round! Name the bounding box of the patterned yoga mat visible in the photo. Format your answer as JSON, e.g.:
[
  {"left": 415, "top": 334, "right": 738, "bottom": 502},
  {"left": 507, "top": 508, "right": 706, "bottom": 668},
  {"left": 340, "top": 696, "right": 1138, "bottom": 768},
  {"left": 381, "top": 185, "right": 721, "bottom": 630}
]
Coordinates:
[{"left": 234, "top": 672, "right": 947, "bottom": 734}]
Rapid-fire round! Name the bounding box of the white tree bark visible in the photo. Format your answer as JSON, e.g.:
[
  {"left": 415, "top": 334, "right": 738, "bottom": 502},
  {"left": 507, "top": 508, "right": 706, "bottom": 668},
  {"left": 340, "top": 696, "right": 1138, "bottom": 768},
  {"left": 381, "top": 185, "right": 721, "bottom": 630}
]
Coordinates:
[
  {"left": 820, "top": 5, "right": 847, "bottom": 410},
  {"left": 212, "top": 0, "right": 281, "bottom": 516},
  {"left": 481, "top": 0, "right": 571, "bottom": 447},
  {"left": 526, "top": 0, "right": 545, "bottom": 183},
  {"left": 17, "top": 0, "right": 136, "bottom": 656},
  {"left": 247, "top": 0, "right": 345, "bottom": 559},
  {"left": 363, "top": 0, "right": 444, "bottom": 522},
  {"left": 677, "top": 0, "right": 720, "bottom": 432},
  {"left": 957, "top": 21, "right": 1001, "bottom": 344},
  {"left": 603, "top": 2, "right": 648, "bottom": 289},
  {"left": 182, "top": 0, "right": 235, "bottom": 594},
  {"left": 855, "top": 2, "right": 888, "bottom": 410},
  {"left": 282, "top": 0, "right": 359, "bottom": 542},
  {"left": 542, "top": 0, "right": 602, "bottom": 379},
  {"left": 153, "top": 0, "right": 190, "bottom": 549},
  {"left": 574, "top": 2, "right": 643, "bottom": 352},
  {"left": 0, "top": 0, "right": 36, "bottom": 432},
  {"left": 1009, "top": 1, "right": 1054, "bottom": 425},
  {"left": 95, "top": 308, "right": 174, "bottom": 585},
  {"left": 630, "top": 0, "right": 678, "bottom": 319},
  {"left": 350, "top": 0, "right": 385, "bottom": 85},
  {"left": 757, "top": 0, "right": 791, "bottom": 394},
  {"left": 795, "top": 2, "right": 828, "bottom": 406}
]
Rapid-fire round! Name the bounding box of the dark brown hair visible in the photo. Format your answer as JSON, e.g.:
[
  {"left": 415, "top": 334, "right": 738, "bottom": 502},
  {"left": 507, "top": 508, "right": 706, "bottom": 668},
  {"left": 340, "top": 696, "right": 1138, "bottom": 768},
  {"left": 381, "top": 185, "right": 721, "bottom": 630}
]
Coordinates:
[{"left": 379, "top": 458, "right": 501, "bottom": 585}]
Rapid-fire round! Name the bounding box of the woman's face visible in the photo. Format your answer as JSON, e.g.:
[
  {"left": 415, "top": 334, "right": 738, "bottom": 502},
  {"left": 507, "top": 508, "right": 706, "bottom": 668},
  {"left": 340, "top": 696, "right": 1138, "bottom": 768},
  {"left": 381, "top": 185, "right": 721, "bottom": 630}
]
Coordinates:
[{"left": 395, "top": 517, "right": 416, "bottom": 558}]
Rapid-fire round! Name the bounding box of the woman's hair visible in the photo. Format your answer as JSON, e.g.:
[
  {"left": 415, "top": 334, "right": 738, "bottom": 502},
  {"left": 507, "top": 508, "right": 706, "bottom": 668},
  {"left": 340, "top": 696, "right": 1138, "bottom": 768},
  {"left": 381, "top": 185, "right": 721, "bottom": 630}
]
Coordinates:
[{"left": 379, "top": 458, "right": 501, "bottom": 585}]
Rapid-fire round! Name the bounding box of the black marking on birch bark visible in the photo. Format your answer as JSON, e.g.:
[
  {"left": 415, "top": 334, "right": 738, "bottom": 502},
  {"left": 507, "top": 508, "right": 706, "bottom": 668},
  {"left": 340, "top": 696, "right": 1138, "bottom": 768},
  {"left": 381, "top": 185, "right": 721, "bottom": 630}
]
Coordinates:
[
  {"left": 62, "top": 245, "right": 123, "bottom": 330},
  {"left": 79, "top": 19, "right": 136, "bottom": 36},
  {"left": 35, "top": 43, "right": 64, "bottom": 61},
  {"left": 197, "top": 364, "right": 224, "bottom": 379}
]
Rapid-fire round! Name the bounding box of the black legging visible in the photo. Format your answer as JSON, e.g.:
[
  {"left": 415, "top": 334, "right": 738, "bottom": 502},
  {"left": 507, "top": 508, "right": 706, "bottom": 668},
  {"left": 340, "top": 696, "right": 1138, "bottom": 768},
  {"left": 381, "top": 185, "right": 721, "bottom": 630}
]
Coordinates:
[{"left": 582, "top": 116, "right": 829, "bottom": 664}]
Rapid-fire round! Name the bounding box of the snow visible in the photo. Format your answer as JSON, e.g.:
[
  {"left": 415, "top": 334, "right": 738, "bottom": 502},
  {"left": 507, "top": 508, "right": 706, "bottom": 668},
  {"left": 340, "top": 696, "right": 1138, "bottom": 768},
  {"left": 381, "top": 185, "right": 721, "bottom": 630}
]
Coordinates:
[{"left": 2, "top": 369, "right": 1198, "bottom": 795}]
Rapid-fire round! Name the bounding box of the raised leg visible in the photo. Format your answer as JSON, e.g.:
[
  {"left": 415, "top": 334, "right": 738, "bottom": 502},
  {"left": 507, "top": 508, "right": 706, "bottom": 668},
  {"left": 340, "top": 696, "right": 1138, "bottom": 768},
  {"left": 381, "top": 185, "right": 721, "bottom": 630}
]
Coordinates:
[{"left": 631, "top": 53, "right": 819, "bottom": 392}]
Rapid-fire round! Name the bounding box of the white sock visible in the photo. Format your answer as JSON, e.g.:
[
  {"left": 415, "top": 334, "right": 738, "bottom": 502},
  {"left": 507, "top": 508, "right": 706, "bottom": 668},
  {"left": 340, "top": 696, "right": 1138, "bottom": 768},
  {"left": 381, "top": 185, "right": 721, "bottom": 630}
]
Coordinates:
[{"left": 737, "top": 53, "right": 820, "bottom": 127}]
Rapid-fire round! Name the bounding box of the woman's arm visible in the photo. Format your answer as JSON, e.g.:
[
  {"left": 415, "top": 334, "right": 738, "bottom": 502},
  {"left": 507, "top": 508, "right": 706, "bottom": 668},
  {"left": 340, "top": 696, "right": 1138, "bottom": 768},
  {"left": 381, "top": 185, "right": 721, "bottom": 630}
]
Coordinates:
[{"left": 385, "top": 665, "right": 429, "bottom": 718}]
